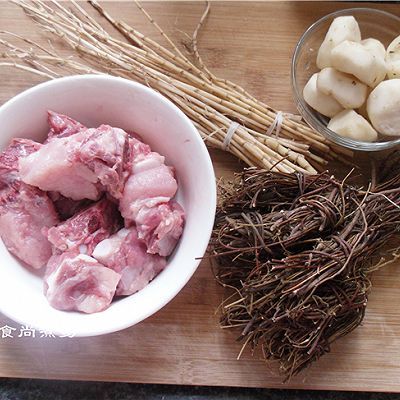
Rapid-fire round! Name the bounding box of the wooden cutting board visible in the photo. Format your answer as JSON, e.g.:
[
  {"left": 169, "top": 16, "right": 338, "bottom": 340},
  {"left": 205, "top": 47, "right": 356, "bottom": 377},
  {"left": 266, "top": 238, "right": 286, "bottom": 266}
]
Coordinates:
[{"left": 1, "top": 1, "right": 400, "bottom": 392}]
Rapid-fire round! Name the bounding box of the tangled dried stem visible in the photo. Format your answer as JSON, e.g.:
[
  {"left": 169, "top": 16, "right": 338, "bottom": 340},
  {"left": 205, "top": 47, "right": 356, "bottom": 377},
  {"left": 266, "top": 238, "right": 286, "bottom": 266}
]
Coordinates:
[{"left": 211, "top": 166, "right": 400, "bottom": 379}]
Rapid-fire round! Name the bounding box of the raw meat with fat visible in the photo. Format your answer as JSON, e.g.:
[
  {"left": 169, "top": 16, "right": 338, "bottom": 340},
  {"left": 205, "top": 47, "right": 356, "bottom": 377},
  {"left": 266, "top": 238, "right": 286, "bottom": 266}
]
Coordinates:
[
  {"left": 20, "top": 125, "right": 132, "bottom": 201},
  {"left": 47, "top": 197, "right": 121, "bottom": 255},
  {"left": 128, "top": 136, "right": 151, "bottom": 160},
  {"left": 0, "top": 112, "right": 186, "bottom": 312},
  {"left": 46, "top": 111, "right": 85, "bottom": 142},
  {"left": 0, "top": 184, "right": 59, "bottom": 269},
  {"left": 120, "top": 151, "right": 184, "bottom": 256},
  {"left": 92, "top": 227, "right": 166, "bottom": 295},
  {"left": 19, "top": 131, "right": 101, "bottom": 200},
  {"left": 75, "top": 125, "right": 130, "bottom": 199},
  {"left": 0, "top": 138, "right": 41, "bottom": 188},
  {"left": 120, "top": 153, "right": 177, "bottom": 215},
  {"left": 135, "top": 200, "right": 185, "bottom": 256},
  {"left": 44, "top": 250, "right": 121, "bottom": 313},
  {"left": 0, "top": 139, "right": 58, "bottom": 269}
]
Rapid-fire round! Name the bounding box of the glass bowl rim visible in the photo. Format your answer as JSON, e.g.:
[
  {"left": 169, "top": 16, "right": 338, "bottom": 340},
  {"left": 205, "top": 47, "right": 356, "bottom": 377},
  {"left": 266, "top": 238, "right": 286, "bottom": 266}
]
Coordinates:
[{"left": 291, "top": 7, "right": 400, "bottom": 152}]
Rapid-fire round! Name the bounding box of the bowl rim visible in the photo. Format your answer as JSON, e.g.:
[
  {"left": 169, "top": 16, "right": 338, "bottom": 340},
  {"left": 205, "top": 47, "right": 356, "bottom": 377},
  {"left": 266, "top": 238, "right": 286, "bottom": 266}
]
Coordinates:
[
  {"left": 0, "top": 74, "right": 217, "bottom": 336},
  {"left": 291, "top": 7, "right": 400, "bottom": 152}
]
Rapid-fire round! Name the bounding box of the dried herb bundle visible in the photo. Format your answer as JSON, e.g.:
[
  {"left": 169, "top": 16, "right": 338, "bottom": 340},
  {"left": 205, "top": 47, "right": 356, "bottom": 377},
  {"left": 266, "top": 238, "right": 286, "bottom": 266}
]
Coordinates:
[
  {"left": 211, "top": 168, "right": 400, "bottom": 379},
  {"left": 0, "top": 0, "right": 351, "bottom": 174}
]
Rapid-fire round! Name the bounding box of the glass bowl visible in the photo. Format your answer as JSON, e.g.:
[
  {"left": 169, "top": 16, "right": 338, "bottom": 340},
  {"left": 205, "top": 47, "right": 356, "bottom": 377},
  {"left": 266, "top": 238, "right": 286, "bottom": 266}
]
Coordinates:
[{"left": 291, "top": 8, "right": 400, "bottom": 151}]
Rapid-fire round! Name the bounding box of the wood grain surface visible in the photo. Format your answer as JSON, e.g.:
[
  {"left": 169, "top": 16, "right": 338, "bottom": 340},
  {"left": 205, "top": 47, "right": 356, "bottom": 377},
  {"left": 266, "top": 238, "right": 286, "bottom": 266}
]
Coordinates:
[{"left": 1, "top": 1, "right": 400, "bottom": 392}]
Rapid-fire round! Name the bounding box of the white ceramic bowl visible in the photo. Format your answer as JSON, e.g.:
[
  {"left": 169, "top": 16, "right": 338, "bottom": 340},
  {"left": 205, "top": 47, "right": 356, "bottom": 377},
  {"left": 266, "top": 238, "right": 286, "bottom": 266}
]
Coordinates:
[{"left": 0, "top": 75, "right": 216, "bottom": 337}]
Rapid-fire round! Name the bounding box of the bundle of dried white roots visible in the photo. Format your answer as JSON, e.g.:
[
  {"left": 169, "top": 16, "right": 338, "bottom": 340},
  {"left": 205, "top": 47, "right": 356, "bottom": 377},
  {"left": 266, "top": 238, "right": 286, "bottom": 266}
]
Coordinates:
[{"left": 0, "top": 0, "right": 350, "bottom": 174}]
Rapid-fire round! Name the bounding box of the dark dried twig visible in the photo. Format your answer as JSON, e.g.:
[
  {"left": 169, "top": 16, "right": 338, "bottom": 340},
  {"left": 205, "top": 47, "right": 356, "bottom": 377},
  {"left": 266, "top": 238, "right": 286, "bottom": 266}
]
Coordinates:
[{"left": 210, "top": 166, "right": 400, "bottom": 379}]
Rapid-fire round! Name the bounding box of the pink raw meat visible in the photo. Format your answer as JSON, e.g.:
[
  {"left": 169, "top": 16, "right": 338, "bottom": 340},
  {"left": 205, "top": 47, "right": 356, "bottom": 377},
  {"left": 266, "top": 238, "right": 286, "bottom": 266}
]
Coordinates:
[
  {"left": 0, "top": 138, "right": 41, "bottom": 188},
  {"left": 135, "top": 200, "right": 185, "bottom": 256},
  {"left": 44, "top": 250, "right": 121, "bottom": 313},
  {"left": 0, "top": 183, "right": 59, "bottom": 269},
  {"left": 19, "top": 131, "right": 100, "bottom": 200},
  {"left": 75, "top": 125, "right": 130, "bottom": 199},
  {"left": 119, "top": 150, "right": 184, "bottom": 256},
  {"left": 20, "top": 125, "right": 134, "bottom": 201},
  {"left": 128, "top": 136, "right": 151, "bottom": 160},
  {"left": 124, "top": 165, "right": 176, "bottom": 202},
  {"left": 47, "top": 197, "right": 121, "bottom": 255},
  {"left": 0, "top": 139, "right": 58, "bottom": 269},
  {"left": 92, "top": 227, "right": 166, "bottom": 295},
  {"left": 120, "top": 152, "right": 178, "bottom": 220},
  {"left": 46, "top": 111, "right": 85, "bottom": 142}
]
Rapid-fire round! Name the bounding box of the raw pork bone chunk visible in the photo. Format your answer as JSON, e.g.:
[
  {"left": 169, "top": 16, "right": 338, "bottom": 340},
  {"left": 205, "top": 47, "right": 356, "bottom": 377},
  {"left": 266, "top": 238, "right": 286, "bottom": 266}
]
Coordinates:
[
  {"left": 47, "top": 197, "right": 121, "bottom": 255},
  {"left": 19, "top": 131, "right": 101, "bottom": 200},
  {"left": 120, "top": 151, "right": 184, "bottom": 256},
  {"left": 75, "top": 125, "right": 131, "bottom": 199},
  {"left": 135, "top": 200, "right": 184, "bottom": 257},
  {"left": 0, "top": 138, "right": 41, "bottom": 188},
  {"left": 0, "top": 138, "right": 58, "bottom": 269},
  {"left": 44, "top": 250, "right": 121, "bottom": 313},
  {"left": 92, "top": 227, "right": 166, "bottom": 296},
  {"left": 46, "top": 111, "right": 85, "bottom": 142},
  {"left": 20, "top": 125, "right": 132, "bottom": 201}
]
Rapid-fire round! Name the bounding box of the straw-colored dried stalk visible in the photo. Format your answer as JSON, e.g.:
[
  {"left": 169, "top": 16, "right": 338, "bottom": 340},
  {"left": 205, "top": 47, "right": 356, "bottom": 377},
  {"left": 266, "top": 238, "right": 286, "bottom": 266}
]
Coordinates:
[{"left": 0, "top": 0, "right": 351, "bottom": 174}]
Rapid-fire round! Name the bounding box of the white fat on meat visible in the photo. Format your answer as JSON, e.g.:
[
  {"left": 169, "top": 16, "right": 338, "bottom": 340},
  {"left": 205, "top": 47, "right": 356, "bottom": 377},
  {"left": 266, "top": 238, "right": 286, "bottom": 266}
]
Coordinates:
[
  {"left": 44, "top": 251, "right": 121, "bottom": 313},
  {"left": 19, "top": 131, "right": 100, "bottom": 200},
  {"left": 92, "top": 227, "right": 166, "bottom": 296},
  {"left": 93, "top": 227, "right": 130, "bottom": 257},
  {"left": 131, "top": 152, "right": 165, "bottom": 174}
]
